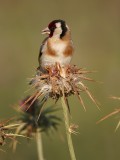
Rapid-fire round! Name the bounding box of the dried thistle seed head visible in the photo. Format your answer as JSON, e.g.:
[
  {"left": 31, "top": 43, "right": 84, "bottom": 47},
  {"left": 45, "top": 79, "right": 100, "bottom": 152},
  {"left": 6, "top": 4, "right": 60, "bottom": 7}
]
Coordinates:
[
  {"left": 29, "top": 64, "right": 99, "bottom": 111},
  {"left": 30, "top": 64, "right": 86, "bottom": 98}
]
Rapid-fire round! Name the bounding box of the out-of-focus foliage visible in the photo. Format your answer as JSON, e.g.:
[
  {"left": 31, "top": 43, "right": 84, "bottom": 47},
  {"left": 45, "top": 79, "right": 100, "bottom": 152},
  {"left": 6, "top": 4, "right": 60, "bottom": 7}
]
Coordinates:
[{"left": 17, "top": 96, "right": 61, "bottom": 136}]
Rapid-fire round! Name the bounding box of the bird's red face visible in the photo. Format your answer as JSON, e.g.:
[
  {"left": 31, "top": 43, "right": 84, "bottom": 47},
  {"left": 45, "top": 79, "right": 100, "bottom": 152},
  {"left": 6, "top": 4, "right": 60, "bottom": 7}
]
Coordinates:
[{"left": 42, "top": 19, "right": 68, "bottom": 38}]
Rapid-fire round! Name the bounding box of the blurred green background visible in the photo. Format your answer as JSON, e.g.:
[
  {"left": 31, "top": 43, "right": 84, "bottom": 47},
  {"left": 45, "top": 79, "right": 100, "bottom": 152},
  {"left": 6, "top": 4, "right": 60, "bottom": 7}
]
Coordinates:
[{"left": 0, "top": 0, "right": 120, "bottom": 159}]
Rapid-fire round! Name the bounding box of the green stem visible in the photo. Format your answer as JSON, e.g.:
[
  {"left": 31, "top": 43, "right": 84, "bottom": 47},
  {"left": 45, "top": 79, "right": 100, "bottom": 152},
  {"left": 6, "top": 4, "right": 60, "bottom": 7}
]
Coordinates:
[
  {"left": 36, "top": 129, "right": 44, "bottom": 160},
  {"left": 61, "top": 96, "right": 77, "bottom": 160}
]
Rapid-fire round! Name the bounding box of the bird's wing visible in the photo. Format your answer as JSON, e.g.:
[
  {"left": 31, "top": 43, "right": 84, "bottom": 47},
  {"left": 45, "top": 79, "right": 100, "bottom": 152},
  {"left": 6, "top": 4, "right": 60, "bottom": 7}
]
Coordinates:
[{"left": 38, "top": 37, "right": 48, "bottom": 64}]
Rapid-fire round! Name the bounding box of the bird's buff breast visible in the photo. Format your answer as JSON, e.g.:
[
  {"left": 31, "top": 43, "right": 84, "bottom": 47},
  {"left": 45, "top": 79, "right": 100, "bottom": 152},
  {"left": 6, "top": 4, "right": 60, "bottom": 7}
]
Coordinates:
[
  {"left": 41, "top": 39, "right": 73, "bottom": 67},
  {"left": 41, "top": 54, "right": 72, "bottom": 67}
]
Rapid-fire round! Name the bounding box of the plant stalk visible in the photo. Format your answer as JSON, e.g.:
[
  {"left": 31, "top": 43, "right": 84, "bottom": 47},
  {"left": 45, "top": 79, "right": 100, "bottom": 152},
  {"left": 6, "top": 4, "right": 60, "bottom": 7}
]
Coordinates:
[
  {"left": 61, "top": 96, "right": 76, "bottom": 160},
  {"left": 36, "top": 129, "right": 44, "bottom": 160}
]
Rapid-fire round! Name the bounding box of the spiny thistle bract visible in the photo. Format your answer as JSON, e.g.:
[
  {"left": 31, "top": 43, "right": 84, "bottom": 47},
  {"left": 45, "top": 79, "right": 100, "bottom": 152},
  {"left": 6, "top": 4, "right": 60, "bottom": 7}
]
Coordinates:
[
  {"left": 17, "top": 96, "right": 61, "bottom": 137},
  {"left": 25, "top": 63, "right": 99, "bottom": 112}
]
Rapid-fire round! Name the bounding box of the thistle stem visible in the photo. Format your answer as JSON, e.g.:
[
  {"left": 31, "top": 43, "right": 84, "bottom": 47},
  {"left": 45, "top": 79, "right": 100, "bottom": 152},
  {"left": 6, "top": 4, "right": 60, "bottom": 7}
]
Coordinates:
[
  {"left": 36, "top": 129, "right": 44, "bottom": 160},
  {"left": 61, "top": 96, "right": 76, "bottom": 160}
]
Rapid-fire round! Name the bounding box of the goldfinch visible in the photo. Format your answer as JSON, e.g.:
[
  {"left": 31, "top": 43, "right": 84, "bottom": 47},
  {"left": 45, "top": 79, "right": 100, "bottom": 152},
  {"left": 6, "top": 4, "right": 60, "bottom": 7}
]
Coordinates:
[{"left": 38, "top": 19, "right": 74, "bottom": 70}]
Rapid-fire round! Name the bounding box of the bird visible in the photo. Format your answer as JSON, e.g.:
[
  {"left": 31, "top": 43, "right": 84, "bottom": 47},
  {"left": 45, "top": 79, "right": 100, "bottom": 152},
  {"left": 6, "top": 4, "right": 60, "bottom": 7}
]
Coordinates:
[{"left": 38, "top": 19, "right": 74, "bottom": 71}]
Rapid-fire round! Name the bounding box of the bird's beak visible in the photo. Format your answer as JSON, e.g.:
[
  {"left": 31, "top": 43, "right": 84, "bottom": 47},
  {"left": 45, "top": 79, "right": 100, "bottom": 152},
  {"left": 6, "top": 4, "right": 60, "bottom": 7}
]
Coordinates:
[{"left": 41, "top": 27, "right": 50, "bottom": 35}]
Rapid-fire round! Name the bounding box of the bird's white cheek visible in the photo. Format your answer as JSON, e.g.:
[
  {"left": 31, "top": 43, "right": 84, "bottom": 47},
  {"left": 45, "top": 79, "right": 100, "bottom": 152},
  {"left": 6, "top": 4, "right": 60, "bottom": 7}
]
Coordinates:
[{"left": 53, "top": 28, "right": 62, "bottom": 37}]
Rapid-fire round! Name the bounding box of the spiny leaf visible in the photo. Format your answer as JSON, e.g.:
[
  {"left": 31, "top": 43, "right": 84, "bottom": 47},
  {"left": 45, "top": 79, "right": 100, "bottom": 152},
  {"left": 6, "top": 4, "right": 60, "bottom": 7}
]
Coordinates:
[
  {"left": 115, "top": 120, "right": 120, "bottom": 132},
  {"left": 110, "top": 96, "right": 120, "bottom": 100},
  {"left": 97, "top": 109, "right": 120, "bottom": 124}
]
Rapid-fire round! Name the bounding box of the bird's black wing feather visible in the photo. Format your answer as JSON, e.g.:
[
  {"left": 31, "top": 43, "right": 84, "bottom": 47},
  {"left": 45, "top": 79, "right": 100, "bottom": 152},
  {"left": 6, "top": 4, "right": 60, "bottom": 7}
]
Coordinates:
[{"left": 38, "top": 37, "right": 48, "bottom": 65}]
